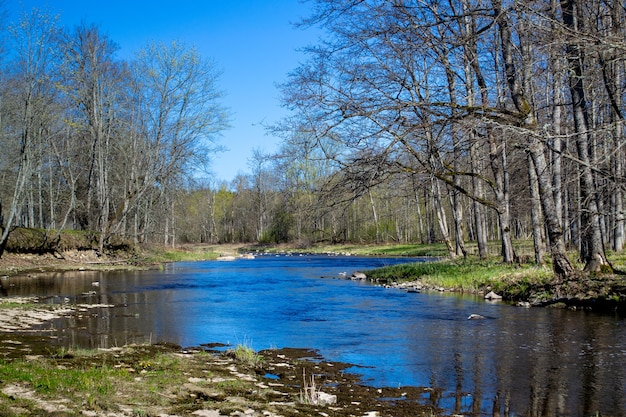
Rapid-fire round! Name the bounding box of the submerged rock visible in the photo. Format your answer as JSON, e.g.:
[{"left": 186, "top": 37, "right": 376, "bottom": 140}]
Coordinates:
[
  {"left": 351, "top": 271, "right": 367, "bottom": 280},
  {"left": 484, "top": 291, "right": 503, "bottom": 300}
]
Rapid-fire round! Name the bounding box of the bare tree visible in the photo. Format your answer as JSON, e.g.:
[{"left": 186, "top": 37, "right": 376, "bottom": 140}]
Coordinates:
[
  {"left": 490, "top": 0, "right": 575, "bottom": 278},
  {"left": 57, "top": 23, "right": 124, "bottom": 252},
  {"left": 280, "top": 1, "right": 523, "bottom": 262},
  {"left": 0, "top": 8, "right": 59, "bottom": 256},
  {"left": 558, "top": 0, "right": 609, "bottom": 272},
  {"left": 124, "top": 40, "right": 229, "bottom": 246}
]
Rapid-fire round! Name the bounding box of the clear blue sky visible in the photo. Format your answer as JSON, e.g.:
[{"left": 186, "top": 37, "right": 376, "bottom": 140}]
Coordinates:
[{"left": 8, "top": 1, "right": 318, "bottom": 183}]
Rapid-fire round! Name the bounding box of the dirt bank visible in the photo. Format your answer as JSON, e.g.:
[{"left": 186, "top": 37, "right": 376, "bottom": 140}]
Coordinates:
[{"left": 0, "top": 251, "right": 146, "bottom": 277}]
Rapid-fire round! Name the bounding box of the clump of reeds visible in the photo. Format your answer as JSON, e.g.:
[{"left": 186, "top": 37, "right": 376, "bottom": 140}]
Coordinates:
[
  {"left": 299, "top": 368, "right": 319, "bottom": 405},
  {"left": 230, "top": 344, "right": 264, "bottom": 368}
]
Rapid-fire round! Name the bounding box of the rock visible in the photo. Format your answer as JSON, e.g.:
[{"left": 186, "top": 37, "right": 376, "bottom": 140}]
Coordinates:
[
  {"left": 192, "top": 410, "right": 222, "bottom": 417},
  {"left": 216, "top": 256, "right": 236, "bottom": 261},
  {"left": 351, "top": 271, "right": 367, "bottom": 280},
  {"left": 316, "top": 391, "right": 337, "bottom": 405},
  {"left": 484, "top": 291, "right": 502, "bottom": 300},
  {"left": 467, "top": 314, "right": 485, "bottom": 320},
  {"left": 517, "top": 301, "right": 531, "bottom": 308}
]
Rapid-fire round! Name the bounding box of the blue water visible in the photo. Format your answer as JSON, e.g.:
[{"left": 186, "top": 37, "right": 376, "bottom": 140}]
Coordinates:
[{"left": 4, "top": 254, "right": 626, "bottom": 416}]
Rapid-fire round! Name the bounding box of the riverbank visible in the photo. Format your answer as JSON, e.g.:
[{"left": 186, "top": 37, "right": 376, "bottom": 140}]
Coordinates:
[
  {"left": 0, "top": 293, "right": 439, "bottom": 417},
  {"left": 249, "top": 242, "right": 626, "bottom": 314},
  {"left": 0, "top": 244, "right": 245, "bottom": 277},
  {"left": 0, "top": 339, "right": 439, "bottom": 417},
  {"left": 363, "top": 255, "right": 626, "bottom": 314}
]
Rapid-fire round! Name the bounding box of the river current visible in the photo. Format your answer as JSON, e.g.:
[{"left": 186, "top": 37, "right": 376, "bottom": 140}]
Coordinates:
[{"left": 3, "top": 254, "right": 626, "bottom": 416}]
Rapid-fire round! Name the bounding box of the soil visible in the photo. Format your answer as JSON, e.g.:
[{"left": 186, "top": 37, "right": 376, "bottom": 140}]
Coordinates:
[{"left": 0, "top": 251, "right": 145, "bottom": 277}]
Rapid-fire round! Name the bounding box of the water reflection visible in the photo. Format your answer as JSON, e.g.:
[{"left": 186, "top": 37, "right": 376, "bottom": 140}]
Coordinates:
[{"left": 1, "top": 256, "right": 625, "bottom": 416}]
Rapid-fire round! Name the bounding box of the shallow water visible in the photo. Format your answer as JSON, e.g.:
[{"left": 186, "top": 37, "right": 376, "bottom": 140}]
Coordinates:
[{"left": 2, "top": 255, "right": 625, "bottom": 416}]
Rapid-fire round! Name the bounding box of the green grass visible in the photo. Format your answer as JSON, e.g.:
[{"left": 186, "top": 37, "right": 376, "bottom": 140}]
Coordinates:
[
  {"left": 256, "top": 239, "right": 541, "bottom": 258},
  {"left": 0, "top": 301, "right": 40, "bottom": 309},
  {"left": 0, "top": 345, "right": 189, "bottom": 414},
  {"left": 0, "top": 358, "right": 121, "bottom": 398},
  {"left": 140, "top": 246, "right": 222, "bottom": 263},
  {"left": 314, "top": 243, "right": 450, "bottom": 257},
  {"left": 229, "top": 344, "right": 264, "bottom": 368},
  {"left": 367, "top": 256, "right": 554, "bottom": 293}
]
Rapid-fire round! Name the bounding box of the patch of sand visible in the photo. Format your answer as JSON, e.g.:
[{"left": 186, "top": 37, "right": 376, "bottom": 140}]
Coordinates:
[{"left": 2, "top": 383, "right": 70, "bottom": 413}]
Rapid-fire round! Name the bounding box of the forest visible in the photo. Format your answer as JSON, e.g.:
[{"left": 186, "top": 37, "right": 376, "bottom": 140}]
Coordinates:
[{"left": 1, "top": 0, "right": 625, "bottom": 281}]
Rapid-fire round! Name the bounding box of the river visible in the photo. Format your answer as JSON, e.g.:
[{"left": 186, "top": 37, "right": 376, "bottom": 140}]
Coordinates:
[{"left": 3, "top": 254, "right": 625, "bottom": 416}]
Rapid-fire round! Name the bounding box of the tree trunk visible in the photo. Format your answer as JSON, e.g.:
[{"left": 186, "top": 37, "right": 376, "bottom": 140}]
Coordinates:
[
  {"left": 605, "top": 7, "right": 625, "bottom": 252},
  {"left": 432, "top": 177, "right": 455, "bottom": 258},
  {"left": 489, "top": 136, "right": 515, "bottom": 263},
  {"left": 551, "top": 94, "right": 564, "bottom": 233},
  {"left": 460, "top": 7, "right": 489, "bottom": 260},
  {"left": 560, "top": 0, "right": 609, "bottom": 272},
  {"left": 463, "top": 5, "right": 511, "bottom": 262},
  {"left": 492, "top": 0, "right": 574, "bottom": 278},
  {"left": 451, "top": 190, "right": 467, "bottom": 258},
  {"left": 529, "top": 140, "right": 575, "bottom": 280},
  {"left": 528, "top": 154, "right": 547, "bottom": 265},
  {"left": 441, "top": 47, "right": 467, "bottom": 258},
  {"left": 614, "top": 120, "right": 624, "bottom": 251},
  {"left": 0, "top": 153, "right": 31, "bottom": 258},
  {"left": 366, "top": 191, "right": 379, "bottom": 243}
]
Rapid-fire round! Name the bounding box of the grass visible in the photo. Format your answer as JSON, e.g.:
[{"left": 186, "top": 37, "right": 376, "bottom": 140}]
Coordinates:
[
  {"left": 229, "top": 344, "right": 264, "bottom": 368},
  {"left": 0, "top": 300, "right": 40, "bottom": 310},
  {"left": 256, "top": 242, "right": 450, "bottom": 257},
  {"left": 0, "top": 345, "right": 191, "bottom": 415},
  {"left": 366, "top": 255, "right": 554, "bottom": 296},
  {"left": 0, "top": 357, "right": 121, "bottom": 400},
  {"left": 254, "top": 239, "right": 540, "bottom": 258},
  {"left": 364, "top": 245, "right": 626, "bottom": 304},
  {"left": 139, "top": 245, "right": 225, "bottom": 263},
  {"left": 309, "top": 243, "right": 449, "bottom": 257}
]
